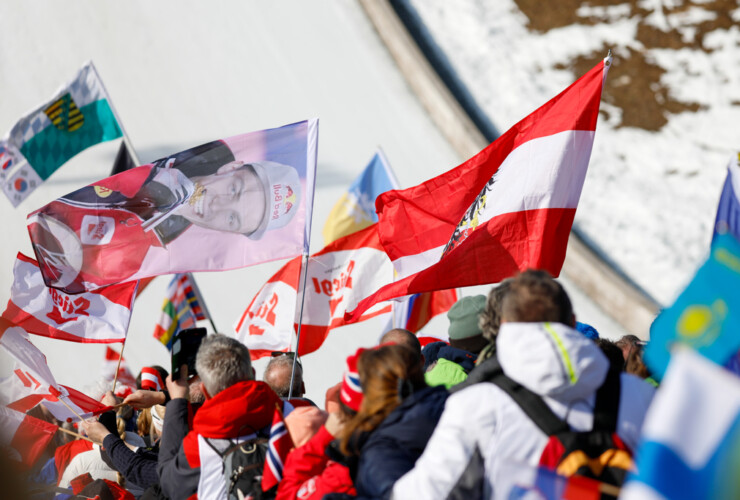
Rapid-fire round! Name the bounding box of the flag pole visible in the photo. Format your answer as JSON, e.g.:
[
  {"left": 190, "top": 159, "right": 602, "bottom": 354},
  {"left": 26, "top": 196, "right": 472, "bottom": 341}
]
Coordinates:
[
  {"left": 288, "top": 252, "right": 311, "bottom": 398},
  {"left": 111, "top": 342, "right": 126, "bottom": 394},
  {"left": 89, "top": 61, "right": 140, "bottom": 169},
  {"left": 187, "top": 273, "right": 218, "bottom": 333},
  {"left": 56, "top": 397, "right": 86, "bottom": 423},
  {"left": 56, "top": 425, "right": 102, "bottom": 446}
]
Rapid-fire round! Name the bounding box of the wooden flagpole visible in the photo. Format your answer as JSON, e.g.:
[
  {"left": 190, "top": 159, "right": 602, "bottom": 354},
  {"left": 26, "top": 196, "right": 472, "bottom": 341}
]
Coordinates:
[
  {"left": 56, "top": 425, "right": 101, "bottom": 446},
  {"left": 111, "top": 340, "right": 126, "bottom": 394}
]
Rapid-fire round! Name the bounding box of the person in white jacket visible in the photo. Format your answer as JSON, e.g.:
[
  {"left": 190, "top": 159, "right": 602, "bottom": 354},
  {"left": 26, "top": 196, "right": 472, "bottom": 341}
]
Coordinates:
[{"left": 392, "top": 270, "right": 655, "bottom": 499}]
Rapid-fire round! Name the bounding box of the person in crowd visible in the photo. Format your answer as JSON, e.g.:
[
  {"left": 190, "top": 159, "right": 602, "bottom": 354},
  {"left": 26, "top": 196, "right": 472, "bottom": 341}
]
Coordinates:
[
  {"left": 264, "top": 353, "right": 316, "bottom": 407},
  {"left": 475, "top": 279, "right": 512, "bottom": 366},
  {"left": 157, "top": 334, "right": 286, "bottom": 499},
  {"left": 625, "top": 342, "right": 659, "bottom": 387},
  {"left": 277, "top": 356, "right": 362, "bottom": 499},
  {"left": 576, "top": 321, "right": 600, "bottom": 341},
  {"left": 380, "top": 328, "right": 422, "bottom": 357},
  {"left": 597, "top": 338, "right": 627, "bottom": 373},
  {"left": 341, "top": 343, "right": 448, "bottom": 498},
  {"left": 82, "top": 394, "right": 165, "bottom": 493},
  {"left": 391, "top": 269, "right": 656, "bottom": 498},
  {"left": 424, "top": 295, "right": 488, "bottom": 389},
  {"left": 615, "top": 334, "right": 642, "bottom": 361}
]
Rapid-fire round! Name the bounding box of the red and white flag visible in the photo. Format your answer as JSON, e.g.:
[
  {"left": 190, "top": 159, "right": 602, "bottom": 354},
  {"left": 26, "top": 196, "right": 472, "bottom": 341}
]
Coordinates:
[
  {"left": 0, "top": 319, "right": 110, "bottom": 421},
  {"left": 0, "top": 405, "right": 58, "bottom": 467},
  {"left": 346, "top": 56, "right": 611, "bottom": 321},
  {"left": 233, "top": 224, "right": 392, "bottom": 359},
  {"left": 140, "top": 366, "right": 164, "bottom": 392},
  {"left": 2, "top": 253, "right": 137, "bottom": 343},
  {"left": 102, "top": 347, "right": 137, "bottom": 396}
]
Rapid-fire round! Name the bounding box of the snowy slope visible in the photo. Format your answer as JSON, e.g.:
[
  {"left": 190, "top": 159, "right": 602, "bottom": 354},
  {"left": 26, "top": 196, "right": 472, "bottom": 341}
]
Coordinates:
[{"left": 409, "top": 0, "right": 740, "bottom": 306}]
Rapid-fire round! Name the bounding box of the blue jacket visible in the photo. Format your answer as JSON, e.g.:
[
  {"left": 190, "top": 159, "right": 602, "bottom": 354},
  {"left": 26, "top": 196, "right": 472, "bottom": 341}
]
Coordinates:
[{"left": 354, "top": 385, "right": 449, "bottom": 498}]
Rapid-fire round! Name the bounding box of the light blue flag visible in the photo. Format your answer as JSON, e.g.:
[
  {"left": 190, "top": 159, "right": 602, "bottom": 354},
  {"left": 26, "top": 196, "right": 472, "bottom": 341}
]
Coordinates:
[
  {"left": 646, "top": 233, "right": 740, "bottom": 380},
  {"left": 322, "top": 152, "right": 398, "bottom": 245}
]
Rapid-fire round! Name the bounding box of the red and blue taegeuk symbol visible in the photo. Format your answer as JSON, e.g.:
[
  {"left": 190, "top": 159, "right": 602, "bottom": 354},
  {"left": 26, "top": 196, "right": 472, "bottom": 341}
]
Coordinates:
[{"left": 14, "top": 178, "right": 28, "bottom": 192}]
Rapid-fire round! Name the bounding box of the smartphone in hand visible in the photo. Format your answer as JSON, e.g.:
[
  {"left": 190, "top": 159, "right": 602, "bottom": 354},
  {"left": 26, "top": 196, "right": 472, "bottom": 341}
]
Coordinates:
[{"left": 171, "top": 327, "right": 207, "bottom": 380}]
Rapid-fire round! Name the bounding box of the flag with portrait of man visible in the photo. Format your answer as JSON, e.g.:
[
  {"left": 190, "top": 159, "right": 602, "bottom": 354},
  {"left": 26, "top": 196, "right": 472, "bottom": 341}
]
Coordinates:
[{"left": 27, "top": 119, "right": 319, "bottom": 294}]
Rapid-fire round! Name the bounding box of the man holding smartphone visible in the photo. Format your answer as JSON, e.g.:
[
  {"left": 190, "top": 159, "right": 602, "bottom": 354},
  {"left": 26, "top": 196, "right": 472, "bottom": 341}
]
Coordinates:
[{"left": 157, "top": 334, "right": 289, "bottom": 499}]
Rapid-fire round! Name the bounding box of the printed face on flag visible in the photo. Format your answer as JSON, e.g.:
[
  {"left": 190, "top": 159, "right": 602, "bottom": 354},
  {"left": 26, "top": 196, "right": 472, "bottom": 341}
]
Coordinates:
[{"left": 28, "top": 120, "right": 318, "bottom": 293}]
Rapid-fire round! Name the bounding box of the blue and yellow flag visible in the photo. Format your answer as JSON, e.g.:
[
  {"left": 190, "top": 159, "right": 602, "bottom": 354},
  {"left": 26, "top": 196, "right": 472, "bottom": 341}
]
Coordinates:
[
  {"left": 322, "top": 152, "right": 397, "bottom": 245},
  {"left": 646, "top": 233, "right": 740, "bottom": 380}
]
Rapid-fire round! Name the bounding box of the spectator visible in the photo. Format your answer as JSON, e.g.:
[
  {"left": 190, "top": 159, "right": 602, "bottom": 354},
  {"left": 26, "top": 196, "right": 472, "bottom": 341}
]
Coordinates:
[
  {"left": 342, "top": 343, "right": 448, "bottom": 498},
  {"left": 615, "top": 334, "right": 642, "bottom": 361},
  {"left": 597, "top": 338, "right": 627, "bottom": 373},
  {"left": 476, "top": 279, "right": 513, "bottom": 365},
  {"left": 380, "top": 328, "right": 422, "bottom": 357},
  {"left": 157, "top": 334, "right": 286, "bottom": 499},
  {"left": 277, "top": 353, "right": 362, "bottom": 499},
  {"left": 425, "top": 295, "right": 487, "bottom": 389},
  {"left": 392, "top": 269, "right": 655, "bottom": 498}
]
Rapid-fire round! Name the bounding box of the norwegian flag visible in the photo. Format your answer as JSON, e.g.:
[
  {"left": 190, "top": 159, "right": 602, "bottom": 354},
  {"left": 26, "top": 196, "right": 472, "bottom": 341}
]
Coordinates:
[
  {"left": 262, "top": 405, "right": 294, "bottom": 491},
  {"left": 233, "top": 224, "right": 392, "bottom": 359},
  {"left": 0, "top": 405, "right": 58, "bottom": 467},
  {"left": 102, "top": 347, "right": 137, "bottom": 396},
  {"left": 0, "top": 318, "right": 110, "bottom": 421},
  {"left": 2, "top": 253, "right": 137, "bottom": 343},
  {"left": 140, "top": 366, "right": 164, "bottom": 392},
  {"left": 346, "top": 56, "right": 611, "bottom": 321}
]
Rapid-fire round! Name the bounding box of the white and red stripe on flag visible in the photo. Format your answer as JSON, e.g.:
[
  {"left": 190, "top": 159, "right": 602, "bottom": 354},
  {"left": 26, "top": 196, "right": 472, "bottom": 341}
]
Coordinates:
[
  {"left": 2, "top": 253, "right": 137, "bottom": 343},
  {"left": 0, "top": 406, "right": 58, "bottom": 467},
  {"left": 140, "top": 366, "right": 164, "bottom": 391},
  {"left": 233, "top": 224, "right": 393, "bottom": 359},
  {"left": 262, "top": 405, "right": 293, "bottom": 491},
  {"left": 346, "top": 56, "right": 611, "bottom": 321},
  {"left": 0, "top": 318, "right": 110, "bottom": 421}
]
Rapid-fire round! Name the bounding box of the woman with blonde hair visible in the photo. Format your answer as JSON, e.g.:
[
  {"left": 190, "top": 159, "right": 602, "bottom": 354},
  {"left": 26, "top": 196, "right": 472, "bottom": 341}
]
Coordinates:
[{"left": 340, "top": 342, "right": 449, "bottom": 498}]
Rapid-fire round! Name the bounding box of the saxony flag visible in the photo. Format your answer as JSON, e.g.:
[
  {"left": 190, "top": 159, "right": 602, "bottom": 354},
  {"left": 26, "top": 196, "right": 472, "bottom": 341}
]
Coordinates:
[{"left": 0, "top": 61, "right": 122, "bottom": 207}]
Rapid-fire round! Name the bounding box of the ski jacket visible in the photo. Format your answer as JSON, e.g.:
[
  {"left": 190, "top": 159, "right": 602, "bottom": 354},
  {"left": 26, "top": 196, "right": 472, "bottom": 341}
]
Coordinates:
[
  {"left": 158, "top": 380, "right": 283, "bottom": 500},
  {"left": 355, "top": 385, "right": 448, "bottom": 498},
  {"left": 276, "top": 425, "right": 355, "bottom": 500},
  {"left": 392, "top": 322, "right": 655, "bottom": 499}
]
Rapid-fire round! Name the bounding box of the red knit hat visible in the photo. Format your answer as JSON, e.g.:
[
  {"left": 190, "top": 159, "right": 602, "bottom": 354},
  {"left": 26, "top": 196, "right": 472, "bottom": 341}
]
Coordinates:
[{"left": 340, "top": 347, "right": 365, "bottom": 412}]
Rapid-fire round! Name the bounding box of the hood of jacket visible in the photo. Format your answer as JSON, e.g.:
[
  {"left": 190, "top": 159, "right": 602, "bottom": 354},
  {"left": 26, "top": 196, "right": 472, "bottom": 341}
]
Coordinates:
[
  {"left": 191, "top": 379, "right": 281, "bottom": 438},
  {"left": 496, "top": 322, "right": 608, "bottom": 403}
]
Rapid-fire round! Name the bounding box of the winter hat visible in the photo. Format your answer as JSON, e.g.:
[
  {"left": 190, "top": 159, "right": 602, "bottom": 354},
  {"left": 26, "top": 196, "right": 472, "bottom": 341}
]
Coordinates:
[
  {"left": 340, "top": 347, "right": 365, "bottom": 412},
  {"left": 248, "top": 161, "right": 302, "bottom": 240},
  {"left": 140, "top": 366, "right": 166, "bottom": 392},
  {"left": 285, "top": 406, "right": 329, "bottom": 448},
  {"left": 576, "top": 321, "right": 600, "bottom": 340},
  {"left": 447, "top": 295, "right": 487, "bottom": 340}
]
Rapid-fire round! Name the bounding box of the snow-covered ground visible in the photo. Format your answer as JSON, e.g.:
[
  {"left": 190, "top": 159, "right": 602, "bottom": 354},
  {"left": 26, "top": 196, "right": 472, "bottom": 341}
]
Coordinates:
[
  {"left": 409, "top": 0, "right": 740, "bottom": 306},
  {"left": 1, "top": 1, "right": 631, "bottom": 406}
]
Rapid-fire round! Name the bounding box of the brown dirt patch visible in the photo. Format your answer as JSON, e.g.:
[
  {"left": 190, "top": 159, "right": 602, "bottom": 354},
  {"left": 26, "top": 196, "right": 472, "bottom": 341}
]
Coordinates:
[{"left": 513, "top": 0, "right": 735, "bottom": 130}]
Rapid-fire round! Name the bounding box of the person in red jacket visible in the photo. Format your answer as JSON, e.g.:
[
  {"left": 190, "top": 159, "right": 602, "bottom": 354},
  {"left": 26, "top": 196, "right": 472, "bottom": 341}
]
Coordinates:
[{"left": 276, "top": 352, "right": 366, "bottom": 500}]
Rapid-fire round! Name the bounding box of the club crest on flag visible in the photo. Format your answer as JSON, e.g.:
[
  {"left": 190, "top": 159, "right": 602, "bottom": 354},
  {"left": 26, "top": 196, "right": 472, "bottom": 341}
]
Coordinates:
[{"left": 44, "top": 93, "right": 84, "bottom": 132}]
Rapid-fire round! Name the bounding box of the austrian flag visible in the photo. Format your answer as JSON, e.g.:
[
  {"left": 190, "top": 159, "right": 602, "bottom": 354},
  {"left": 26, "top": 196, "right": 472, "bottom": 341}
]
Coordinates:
[{"left": 346, "top": 56, "right": 611, "bottom": 321}]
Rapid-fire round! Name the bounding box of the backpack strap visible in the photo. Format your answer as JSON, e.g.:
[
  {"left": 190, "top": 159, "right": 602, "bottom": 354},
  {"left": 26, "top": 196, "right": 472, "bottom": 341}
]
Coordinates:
[
  {"left": 489, "top": 374, "right": 569, "bottom": 436},
  {"left": 592, "top": 368, "right": 621, "bottom": 432}
]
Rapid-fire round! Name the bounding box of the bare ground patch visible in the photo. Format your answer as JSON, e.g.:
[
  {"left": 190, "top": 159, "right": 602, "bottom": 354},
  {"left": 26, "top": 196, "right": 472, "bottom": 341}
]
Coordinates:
[{"left": 513, "top": 0, "right": 735, "bottom": 131}]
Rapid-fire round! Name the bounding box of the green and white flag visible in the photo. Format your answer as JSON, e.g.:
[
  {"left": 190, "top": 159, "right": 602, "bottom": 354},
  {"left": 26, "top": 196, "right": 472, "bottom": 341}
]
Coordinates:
[{"left": 0, "top": 62, "right": 122, "bottom": 207}]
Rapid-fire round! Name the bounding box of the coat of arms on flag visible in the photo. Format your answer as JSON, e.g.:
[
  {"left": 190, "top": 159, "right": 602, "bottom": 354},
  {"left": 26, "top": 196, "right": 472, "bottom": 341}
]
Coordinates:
[
  {"left": 0, "top": 61, "right": 122, "bottom": 207},
  {"left": 28, "top": 119, "right": 318, "bottom": 294},
  {"left": 153, "top": 273, "right": 206, "bottom": 349}
]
